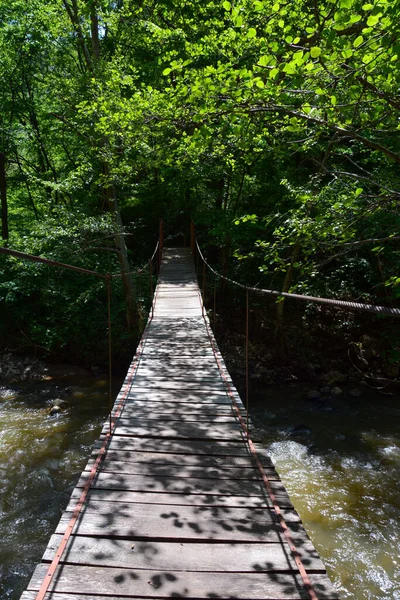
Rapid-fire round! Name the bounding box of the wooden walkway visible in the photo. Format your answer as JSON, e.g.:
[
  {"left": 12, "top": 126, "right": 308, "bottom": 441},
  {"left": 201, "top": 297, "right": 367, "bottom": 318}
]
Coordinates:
[{"left": 21, "top": 248, "right": 338, "bottom": 600}]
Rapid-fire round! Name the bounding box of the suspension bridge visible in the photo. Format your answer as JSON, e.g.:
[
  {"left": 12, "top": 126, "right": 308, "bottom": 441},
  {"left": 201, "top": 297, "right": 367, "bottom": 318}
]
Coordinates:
[{"left": 17, "top": 239, "right": 346, "bottom": 600}]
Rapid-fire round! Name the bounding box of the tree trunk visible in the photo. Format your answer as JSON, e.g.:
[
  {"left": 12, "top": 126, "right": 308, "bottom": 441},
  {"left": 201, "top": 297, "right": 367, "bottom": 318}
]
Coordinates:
[
  {"left": 103, "top": 163, "right": 137, "bottom": 329},
  {"left": 110, "top": 190, "right": 137, "bottom": 330},
  {"left": 15, "top": 151, "right": 39, "bottom": 219},
  {"left": 62, "top": 0, "right": 93, "bottom": 70},
  {"left": 90, "top": 2, "right": 100, "bottom": 61},
  {"left": 274, "top": 242, "right": 300, "bottom": 359},
  {"left": 0, "top": 152, "right": 9, "bottom": 240}
]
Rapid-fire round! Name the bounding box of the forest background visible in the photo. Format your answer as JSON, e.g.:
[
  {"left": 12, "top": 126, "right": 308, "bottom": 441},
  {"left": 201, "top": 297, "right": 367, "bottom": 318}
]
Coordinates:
[{"left": 0, "top": 0, "right": 399, "bottom": 377}]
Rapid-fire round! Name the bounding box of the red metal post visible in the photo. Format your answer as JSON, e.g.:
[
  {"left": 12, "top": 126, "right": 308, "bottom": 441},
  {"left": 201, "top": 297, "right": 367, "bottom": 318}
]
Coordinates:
[
  {"left": 213, "top": 280, "right": 217, "bottom": 332},
  {"left": 246, "top": 290, "right": 249, "bottom": 439},
  {"left": 149, "top": 260, "right": 153, "bottom": 299},
  {"left": 159, "top": 219, "right": 164, "bottom": 272}
]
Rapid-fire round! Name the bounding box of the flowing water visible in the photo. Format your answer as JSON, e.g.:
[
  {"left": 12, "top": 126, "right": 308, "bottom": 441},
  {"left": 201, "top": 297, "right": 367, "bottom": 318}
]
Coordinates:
[
  {"left": 0, "top": 368, "right": 117, "bottom": 599},
  {"left": 0, "top": 370, "right": 399, "bottom": 599},
  {"left": 249, "top": 384, "right": 400, "bottom": 600}
]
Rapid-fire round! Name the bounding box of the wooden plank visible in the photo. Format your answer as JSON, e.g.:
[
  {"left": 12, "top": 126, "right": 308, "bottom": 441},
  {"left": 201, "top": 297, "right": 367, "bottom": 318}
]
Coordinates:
[
  {"left": 68, "top": 489, "right": 293, "bottom": 510},
  {"left": 89, "top": 450, "right": 270, "bottom": 468},
  {"left": 75, "top": 472, "right": 285, "bottom": 499},
  {"left": 128, "top": 382, "right": 228, "bottom": 393},
  {"left": 85, "top": 460, "right": 278, "bottom": 481},
  {"left": 136, "top": 358, "right": 223, "bottom": 367},
  {"left": 109, "top": 414, "right": 240, "bottom": 424},
  {"left": 95, "top": 437, "right": 262, "bottom": 458},
  {"left": 28, "top": 565, "right": 340, "bottom": 599},
  {"left": 133, "top": 375, "right": 226, "bottom": 385},
  {"left": 42, "top": 537, "right": 326, "bottom": 573},
  {"left": 125, "top": 389, "right": 235, "bottom": 402},
  {"left": 114, "top": 403, "right": 240, "bottom": 415},
  {"left": 105, "top": 422, "right": 249, "bottom": 441},
  {"left": 140, "top": 349, "right": 216, "bottom": 357},
  {"left": 120, "top": 395, "right": 245, "bottom": 409},
  {"left": 135, "top": 368, "right": 223, "bottom": 378},
  {"left": 63, "top": 498, "right": 297, "bottom": 523},
  {"left": 55, "top": 504, "right": 300, "bottom": 542}
]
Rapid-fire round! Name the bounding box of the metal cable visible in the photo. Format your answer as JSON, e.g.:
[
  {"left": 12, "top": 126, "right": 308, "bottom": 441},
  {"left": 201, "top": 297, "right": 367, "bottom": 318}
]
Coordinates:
[
  {"left": 0, "top": 247, "right": 107, "bottom": 279},
  {"left": 111, "top": 241, "right": 160, "bottom": 279},
  {"left": 195, "top": 239, "right": 400, "bottom": 317}
]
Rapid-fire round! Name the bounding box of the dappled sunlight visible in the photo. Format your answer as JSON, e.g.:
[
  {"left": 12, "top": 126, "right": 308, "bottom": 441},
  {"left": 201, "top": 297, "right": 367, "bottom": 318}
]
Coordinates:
[{"left": 22, "top": 248, "right": 338, "bottom": 600}]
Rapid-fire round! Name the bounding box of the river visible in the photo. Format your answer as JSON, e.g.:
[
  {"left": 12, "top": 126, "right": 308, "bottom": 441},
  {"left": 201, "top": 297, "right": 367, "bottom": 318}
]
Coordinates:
[{"left": 0, "top": 370, "right": 399, "bottom": 599}]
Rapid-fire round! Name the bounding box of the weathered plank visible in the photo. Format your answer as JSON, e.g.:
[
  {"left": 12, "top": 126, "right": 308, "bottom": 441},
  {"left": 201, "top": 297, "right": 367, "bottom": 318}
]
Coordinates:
[
  {"left": 84, "top": 460, "right": 277, "bottom": 481},
  {"left": 89, "top": 449, "right": 270, "bottom": 468},
  {"left": 55, "top": 504, "right": 300, "bottom": 542},
  {"left": 114, "top": 403, "right": 240, "bottom": 416},
  {"left": 124, "top": 389, "right": 239, "bottom": 403},
  {"left": 103, "top": 422, "right": 250, "bottom": 441},
  {"left": 76, "top": 472, "right": 286, "bottom": 499},
  {"left": 68, "top": 489, "right": 294, "bottom": 510},
  {"left": 109, "top": 414, "right": 240, "bottom": 424},
  {"left": 129, "top": 378, "right": 228, "bottom": 392},
  {"left": 95, "top": 436, "right": 266, "bottom": 458},
  {"left": 134, "top": 367, "right": 224, "bottom": 378},
  {"left": 42, "top": 537, "right": 325, "bottom": 573},
  {"left": 28, "top": 565, "right": 339, "bottom": 599}
]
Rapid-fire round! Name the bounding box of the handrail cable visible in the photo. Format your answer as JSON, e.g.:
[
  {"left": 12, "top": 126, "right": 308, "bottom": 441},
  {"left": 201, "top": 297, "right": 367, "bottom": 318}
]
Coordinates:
[
  {"left": 111, "top": 241, "right": 160, "bottom": 279},
  {"left": 0, "top": 240, "right": 161, "bottom": 280},
  {"left": 0, "top": 247, "right": 108, "bottom": 279},
  {"left": 195, "top": 238, "right": 400, "bottom": 317}
]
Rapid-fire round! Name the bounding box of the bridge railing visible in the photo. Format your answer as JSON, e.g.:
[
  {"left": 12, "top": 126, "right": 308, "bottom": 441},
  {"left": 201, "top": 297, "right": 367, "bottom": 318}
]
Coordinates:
[
  {"left": 0, "top": 227, "right": 163, "bottom": 423},
  {"left": 0, "top": 226, "right": 164, "bottom": 600},
  {"left": 191, "top": 228, "right": 400, "bottom": 416}
]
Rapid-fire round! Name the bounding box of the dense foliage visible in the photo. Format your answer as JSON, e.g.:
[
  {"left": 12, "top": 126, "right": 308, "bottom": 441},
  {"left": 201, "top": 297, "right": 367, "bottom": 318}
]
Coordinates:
[{"left": 0, "top": 0, "right": 399, "bottom": 365}]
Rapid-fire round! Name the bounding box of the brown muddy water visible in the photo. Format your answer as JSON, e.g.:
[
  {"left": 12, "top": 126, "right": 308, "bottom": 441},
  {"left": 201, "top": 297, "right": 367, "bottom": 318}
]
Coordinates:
[{"left": 0, "top": 372, "right": 399, "bottom": 599}]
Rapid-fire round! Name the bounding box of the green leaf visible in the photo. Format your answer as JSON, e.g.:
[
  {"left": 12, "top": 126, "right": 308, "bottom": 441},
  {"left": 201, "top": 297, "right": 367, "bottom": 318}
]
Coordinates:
[
  {"left": 362, "top": 3, "right": 373, "bottom": 9},
  {"left": 255, "top": 79, "right": 265, "bottom": 88},
  {"left": 248, "top": 28, "right": 257, "bottom": 38},
  {"left": 353, "top": 35, "right": 364, "bottom": 47},
  {"left": 272, "top": 3, "right": 280, "bottom": 11},
  {"left": 223, "top": 1, "right": 231, "bottom": 10},
  {"left": 367, "top": 14, "right": 380, "bottom": 26},
  {"left": 355, "top": 188, "right": 363, "bottom": 196},
  {"left": 342, "top": 48, "right": 353, "bottom": 58},
  {"left": 310, "top": 47, "right": 321, "bottom": 58},
  {"left": 258, "top": 55, "right": 270, "bottom": 66},
  {"left": 162, "top": 68, "right": 171, "bottom": 75},
  {"left": 330, "top": 95, "right": 337, "bottom": 106}
]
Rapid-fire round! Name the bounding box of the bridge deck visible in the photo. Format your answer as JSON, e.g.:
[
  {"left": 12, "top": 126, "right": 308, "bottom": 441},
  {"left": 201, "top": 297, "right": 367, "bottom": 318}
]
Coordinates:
[{"left": 21, "top": 248, "right": 338, "bottom": 600}]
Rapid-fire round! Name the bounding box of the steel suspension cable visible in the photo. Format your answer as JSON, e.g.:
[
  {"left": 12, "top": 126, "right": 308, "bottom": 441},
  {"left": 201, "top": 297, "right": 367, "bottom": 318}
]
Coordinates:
[
  {"left": 110, "top": 240, "right": 160, "bottom": 279},
  {"left": 195, "top": 239, "right": 400, "bottom": 317}
]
